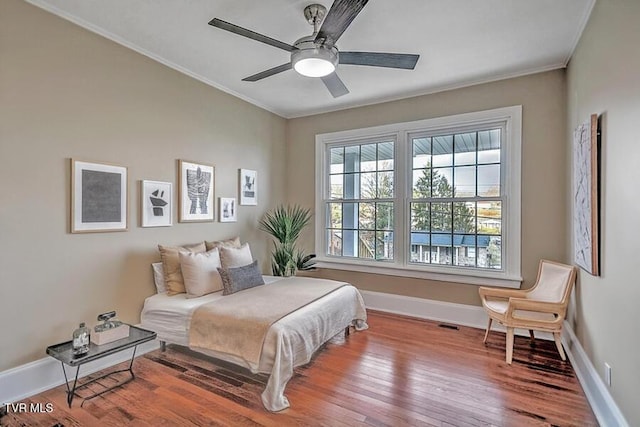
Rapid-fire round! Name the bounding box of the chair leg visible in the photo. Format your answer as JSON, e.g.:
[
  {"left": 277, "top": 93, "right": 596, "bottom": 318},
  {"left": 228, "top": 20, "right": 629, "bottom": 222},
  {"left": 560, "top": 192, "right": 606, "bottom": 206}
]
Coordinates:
[
  {"left": 553, "top": 332, "right": 566, "bottom": 361},
  {"left": 529, "top": 330, "right": 535, "bottom": 341},
  {"left": 506, "top": 327, "right": 514, "bottom": 364},
  {"left": 483, "top": 318, "right": 493, "bottom": 343}
]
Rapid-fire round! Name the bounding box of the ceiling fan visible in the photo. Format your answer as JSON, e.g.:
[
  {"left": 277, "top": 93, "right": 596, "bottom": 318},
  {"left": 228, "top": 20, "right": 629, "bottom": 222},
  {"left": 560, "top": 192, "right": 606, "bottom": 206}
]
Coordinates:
[{"left": 208, "top": 0, "right": 420, "bottom": 98}]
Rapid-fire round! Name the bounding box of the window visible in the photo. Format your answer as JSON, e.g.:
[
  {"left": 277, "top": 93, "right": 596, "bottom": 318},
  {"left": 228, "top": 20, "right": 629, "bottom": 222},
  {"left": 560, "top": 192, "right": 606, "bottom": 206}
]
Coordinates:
[{"left": 315, "top": 106, "right": 522, "bottom": 287}]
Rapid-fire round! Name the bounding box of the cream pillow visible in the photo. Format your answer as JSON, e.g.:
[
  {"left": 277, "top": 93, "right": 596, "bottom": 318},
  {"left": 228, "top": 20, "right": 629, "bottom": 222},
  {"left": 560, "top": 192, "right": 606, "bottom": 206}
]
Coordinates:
[
  {"left": 151, "top": 262, "right": 166, "bottom": 294},
  {"left": 158, "top": 242, "right": 206, "bottom": 295},
  {"left": 219, "top": 243, "right": 253, "bottom": 269},
  {"left": 179, "top": 249, "right": 223, "bottom": 298},
  {"left": 205, "top": 236, "right": 241, "bottom": 252}
]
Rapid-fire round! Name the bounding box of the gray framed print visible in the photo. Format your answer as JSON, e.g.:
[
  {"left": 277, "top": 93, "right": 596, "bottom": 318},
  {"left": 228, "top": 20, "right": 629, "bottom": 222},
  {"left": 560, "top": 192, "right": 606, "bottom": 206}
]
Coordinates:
[
  {"left": 71, "top": 159, "right": 128, "bottom": 233},
  {"left": 219, "top": 197, "right": 237, "bottom": 222},
  {"left": 179, "top": 160, "right": 215, "bottom": 223},
  {"left": 239, "top": 169, "right": 257, "bottom": 205},
  {"left": 141, "top": 180, "right": 172, "bottom": 227}
]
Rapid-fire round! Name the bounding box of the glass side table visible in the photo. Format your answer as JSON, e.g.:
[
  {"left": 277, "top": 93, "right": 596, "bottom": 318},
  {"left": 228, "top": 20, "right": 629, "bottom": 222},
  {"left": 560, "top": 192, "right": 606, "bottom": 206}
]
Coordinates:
[{"left": 46, "top": 324, "right": 157, "bottom": 407}]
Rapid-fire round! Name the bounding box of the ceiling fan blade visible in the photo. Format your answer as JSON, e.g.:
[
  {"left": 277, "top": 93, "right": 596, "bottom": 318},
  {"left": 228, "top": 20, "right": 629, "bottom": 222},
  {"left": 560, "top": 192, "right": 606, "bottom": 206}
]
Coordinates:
[
  {"left": 242, "top": 63, "right": 292, "bottom": 82},
  {"left": 321, "top": 73, "right": 350, "bottom": 98},
  {"left": 339, "top": 52, "right": 420, "bottom": 69},
  {"left": 315, "top": 0, "right": 369, "bottom": 46},
  {"left": 209, "top": 18, "right": 296, "bottom": 52}
]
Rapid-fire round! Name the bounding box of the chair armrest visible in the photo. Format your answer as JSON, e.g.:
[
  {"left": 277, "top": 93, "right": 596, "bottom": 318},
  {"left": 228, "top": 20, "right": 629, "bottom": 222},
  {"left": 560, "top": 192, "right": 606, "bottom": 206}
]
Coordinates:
[
  {"left": 478, "top": 286, "right": 526, "bottom": 300},
  {"left": 505, "top": 298, "right": 567, "bottom": 327}
]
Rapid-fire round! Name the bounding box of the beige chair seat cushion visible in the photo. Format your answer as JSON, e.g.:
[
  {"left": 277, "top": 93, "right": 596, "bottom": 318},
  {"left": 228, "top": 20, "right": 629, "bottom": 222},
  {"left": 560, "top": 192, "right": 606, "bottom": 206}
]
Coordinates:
[{"left": 484, "top": 298, "right": 556, "bottom": 322}]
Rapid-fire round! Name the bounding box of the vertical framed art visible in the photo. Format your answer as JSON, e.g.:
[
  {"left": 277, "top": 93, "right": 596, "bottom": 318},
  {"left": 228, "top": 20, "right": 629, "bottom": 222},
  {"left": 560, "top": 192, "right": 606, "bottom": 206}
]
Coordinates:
[
  {"left": 239, "top": 169, "right": 257, "bottom": 205},
  {"left": 219, "top": 197, "right": 237, "bottom": 222},
  {"left": 141, "top": 180, "right": 172, "bottom": 227},
  {"left": 179, "top": 160, "right": 214, "bottom": 222},
  {"left": 573, "top": 114, "right": 600, "bottom": 276},
  {"left": 71, "top": 159, "right": 128, "bottom": 233}
]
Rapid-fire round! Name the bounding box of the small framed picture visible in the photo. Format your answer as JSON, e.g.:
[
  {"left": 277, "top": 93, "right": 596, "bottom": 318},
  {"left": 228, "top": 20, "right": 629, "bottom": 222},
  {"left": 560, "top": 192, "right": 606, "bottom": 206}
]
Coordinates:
[
  {"left": 219, "top": 197, "right": 237, "bottom": 222},
  {"left": 71, "top": 159, "right": 128, "bottom": 233},
  {"left": 179, "top": 160, "right": 215, "bottom": 223},
  {"left": 239, "top": 169, "right": 257, "bottom": 205},
  {"left": 141, "top": 180, "right": 172, "bottom": 227}
]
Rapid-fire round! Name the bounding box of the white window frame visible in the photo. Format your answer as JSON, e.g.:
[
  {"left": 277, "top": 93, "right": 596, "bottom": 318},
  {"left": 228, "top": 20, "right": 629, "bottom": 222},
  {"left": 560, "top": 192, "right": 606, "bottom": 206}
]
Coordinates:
[{"left": 315, "top": 106, "right": 522, "bottom": 288}]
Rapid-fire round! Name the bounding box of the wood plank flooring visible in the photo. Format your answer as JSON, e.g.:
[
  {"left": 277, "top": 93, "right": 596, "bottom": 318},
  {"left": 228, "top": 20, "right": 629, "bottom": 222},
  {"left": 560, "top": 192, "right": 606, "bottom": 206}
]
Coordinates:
[{"left": 1, "top": 311, "right": 597, "bottom": 426}]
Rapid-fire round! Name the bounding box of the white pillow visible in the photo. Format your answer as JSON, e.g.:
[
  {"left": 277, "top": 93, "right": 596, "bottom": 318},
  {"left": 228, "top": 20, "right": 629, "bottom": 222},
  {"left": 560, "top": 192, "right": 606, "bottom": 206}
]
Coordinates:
[
  {"left": 151, "top": 262, "right": 167, "bottom": 294},
  {"left": 179, "top": 248, "right": 224, "bottom": 298},
  {"left": 219, "top": 243, "right": 253, "bottom": 269}
]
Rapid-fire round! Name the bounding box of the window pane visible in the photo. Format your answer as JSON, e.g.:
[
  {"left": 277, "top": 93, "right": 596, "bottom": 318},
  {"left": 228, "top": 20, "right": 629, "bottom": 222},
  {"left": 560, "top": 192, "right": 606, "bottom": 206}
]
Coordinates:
[
  {"left": 454, "top": 166, "right": 476, "bottom": 197},
  {"left": 477, "top": 201, "right": 501, "bottom": 235},
  {"left": 478, "top": 164, "right": 500, "bottom": 197},
  {"left": 328, "top": 203, "right": 342, "bottom": 228},
  {"left": 360, "top": 144, "right": 377, "bottom": 172},
  {"left": 342, "top": 202, "right": 358, "bottom": 230},
  {"left": 377, "top": 171, "right": 394, "bottom": 198},
  {"left": 378, "top": 142, "right": 394, "bottom": 171},
  {"left": 327, "top": 229, "right": 342, "bottom": 256},
  {"left": 410, "top": 233, "right": 432, "bottom": 264},
  {"left": 478, "top": 129, "right": 501, "bottom": 164},
  {"left": 478, "top": 235, "right": 502, "bottom": 269},
  {"left": 342, "top": 229, "right": 357, "bottom": 257},
  {"left": 432, "top": 135, "right": 453, "bottom": 167},
  {"left": 454, "top": 132, "right": 476, "bottom": 166},
  {"left": 413, "top": 137, "right": 431, "bottom": 169},
  {"left": 344, "top": 145, "right": 360, "bottom": 173},
  {"left": 432, "top": 233, "right": 452, "bottom": 265},
  {"left": 431, "top": 203, "right": 451, "bottom": 232},
  {"left": 432, "top": 168, "right": 453, "bottom": 197},
  {"left": 376, "top": 231, "right": 393, "bottom": 260},
  {"left": 359, "top": 203, "right": 374, "bottom": 229},
  {"left": 376, "top": 202, "right": 394, "bottom": 230},
  {"left": 360, "top": 172, "right": 376, "bottom": 198},
  {"left": 358, "top": 230, "right": 375, "bottom": 259},
  {"left": 411, "top": 202, "right": 430, "bottom": 232},
  {"left": 330, "top": 147, "right": 344, "bottom": 174},
  {"left": 413, "top": 169, "right": 431, "bottom": 198},
  {"left": 330, "top": 174, "right": 343, "bottom": 199},
  {"left": 454, "top": 235, "right": 476, "bottom": 267},
  {"left": 454, "top": 202, "right": 476, "bottom": 233},
  {"left": 343, "top": 172, "right": 360, "bottom": 200}
]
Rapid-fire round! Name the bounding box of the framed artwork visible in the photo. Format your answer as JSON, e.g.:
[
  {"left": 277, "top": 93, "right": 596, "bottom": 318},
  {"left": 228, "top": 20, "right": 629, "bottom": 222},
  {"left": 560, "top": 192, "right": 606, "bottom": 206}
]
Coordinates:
[
  {"left": 178, "top": 160, "right": 214, "bottom": 223},
  {"left": 239, "top": 169, "right": 257, "bottom": 205},
  {"left": 573, "top": 114, "right": 600, "bottom": 276},
  {"left": 71, "top": 159, "right": 128, "bottom": 233},
  {"left": 141, "top": 180, "right": 172, "bottom": 227},
  {"left": 219, "top": 197, "right": 237, "bottom": 222}
]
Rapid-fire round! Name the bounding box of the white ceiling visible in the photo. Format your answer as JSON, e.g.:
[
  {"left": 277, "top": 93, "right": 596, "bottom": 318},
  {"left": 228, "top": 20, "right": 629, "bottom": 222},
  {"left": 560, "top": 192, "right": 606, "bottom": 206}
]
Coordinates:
[{"left": 28, "top": 0, "right": 594, "bottom": 118}]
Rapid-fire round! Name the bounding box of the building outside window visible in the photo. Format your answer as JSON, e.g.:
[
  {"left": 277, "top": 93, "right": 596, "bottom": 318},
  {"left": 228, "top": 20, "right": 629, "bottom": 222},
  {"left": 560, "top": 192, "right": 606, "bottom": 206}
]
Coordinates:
[{"left": 315, "top": 106, "right": 522, "bottom": 287}]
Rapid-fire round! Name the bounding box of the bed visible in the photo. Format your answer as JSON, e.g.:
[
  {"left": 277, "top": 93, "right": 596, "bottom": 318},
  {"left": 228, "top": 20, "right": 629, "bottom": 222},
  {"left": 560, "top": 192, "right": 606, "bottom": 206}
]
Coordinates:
[{"left": 140, "top": 275, "right": 368, "bottom": 412}]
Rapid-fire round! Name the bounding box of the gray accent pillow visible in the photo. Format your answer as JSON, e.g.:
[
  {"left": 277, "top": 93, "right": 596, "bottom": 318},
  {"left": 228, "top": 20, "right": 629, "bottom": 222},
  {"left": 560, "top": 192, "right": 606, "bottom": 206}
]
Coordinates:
[{"left": 218, "top": 260, "right": 265, "bottom": 296}]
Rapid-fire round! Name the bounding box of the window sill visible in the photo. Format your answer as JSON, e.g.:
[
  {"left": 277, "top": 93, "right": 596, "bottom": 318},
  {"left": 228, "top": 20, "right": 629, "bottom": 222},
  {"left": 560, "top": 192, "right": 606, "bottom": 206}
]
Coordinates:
[{"left": 315, "top": 259, "right": 522, "bottom": 288}]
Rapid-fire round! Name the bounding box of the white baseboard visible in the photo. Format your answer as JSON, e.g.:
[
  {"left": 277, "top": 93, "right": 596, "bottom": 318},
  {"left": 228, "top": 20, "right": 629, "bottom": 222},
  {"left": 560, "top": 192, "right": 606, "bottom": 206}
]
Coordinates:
[
  {"left": 0, "top": 338, "right": 159, "bottom": 406},
  {"left": 360, "top": 290, "right": 629, "bottom": 427},
  {"left": 562, "top": 322, "right": 629, "bottom": 427}
]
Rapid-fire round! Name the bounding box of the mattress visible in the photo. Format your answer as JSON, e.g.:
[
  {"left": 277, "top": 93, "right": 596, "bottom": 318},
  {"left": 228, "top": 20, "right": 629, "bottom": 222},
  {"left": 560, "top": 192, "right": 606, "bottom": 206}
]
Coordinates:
[{"left": 140, "top": 276, "right": 367, "bottom": 411}]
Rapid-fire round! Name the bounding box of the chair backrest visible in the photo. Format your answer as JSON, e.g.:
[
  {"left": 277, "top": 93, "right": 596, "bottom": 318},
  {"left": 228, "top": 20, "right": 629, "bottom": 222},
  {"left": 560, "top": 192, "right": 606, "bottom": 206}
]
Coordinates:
[{"left": 527, "top": 260, "right": 577, "bottom": 304}]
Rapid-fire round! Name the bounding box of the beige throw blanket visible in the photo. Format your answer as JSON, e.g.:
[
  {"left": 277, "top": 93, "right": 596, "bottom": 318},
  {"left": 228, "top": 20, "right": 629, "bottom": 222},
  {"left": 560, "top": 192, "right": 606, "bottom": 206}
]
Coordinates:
[{"left": 189, "top": 277, "right": 347, "bottom": 366}]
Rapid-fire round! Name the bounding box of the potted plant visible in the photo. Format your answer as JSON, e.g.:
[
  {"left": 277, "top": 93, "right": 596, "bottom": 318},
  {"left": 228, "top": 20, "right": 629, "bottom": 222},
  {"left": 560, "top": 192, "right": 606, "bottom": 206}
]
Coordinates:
[{"left": 259, "top": 205, "right": 316, "bottom": 276}]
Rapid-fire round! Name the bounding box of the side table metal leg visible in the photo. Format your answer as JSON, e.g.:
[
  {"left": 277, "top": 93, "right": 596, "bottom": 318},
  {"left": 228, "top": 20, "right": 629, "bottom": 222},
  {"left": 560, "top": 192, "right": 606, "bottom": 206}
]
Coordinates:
[{"left": 61, "top": 361, "right": 81, "bottom": 408}]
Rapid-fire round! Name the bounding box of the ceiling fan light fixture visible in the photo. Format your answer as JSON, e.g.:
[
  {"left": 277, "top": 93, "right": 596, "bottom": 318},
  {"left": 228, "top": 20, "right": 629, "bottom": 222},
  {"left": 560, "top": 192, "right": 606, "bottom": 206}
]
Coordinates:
[{"left": 291, "top": 37, "right": 338, "bottom": 78}]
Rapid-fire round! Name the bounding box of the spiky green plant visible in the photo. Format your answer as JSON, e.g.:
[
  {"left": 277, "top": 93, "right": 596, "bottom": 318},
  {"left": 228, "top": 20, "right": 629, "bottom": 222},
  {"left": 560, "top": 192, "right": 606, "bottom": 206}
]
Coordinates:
[{"left": 259, "top": 205, "right": 315, "bottom": 276}]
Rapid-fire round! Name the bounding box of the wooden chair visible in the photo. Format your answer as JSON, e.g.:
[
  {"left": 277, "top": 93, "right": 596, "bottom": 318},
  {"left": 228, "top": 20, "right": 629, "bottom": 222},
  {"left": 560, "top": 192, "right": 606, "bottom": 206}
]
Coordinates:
[{"left": 478, "top": 260, "right": 577, "bottom": 364}]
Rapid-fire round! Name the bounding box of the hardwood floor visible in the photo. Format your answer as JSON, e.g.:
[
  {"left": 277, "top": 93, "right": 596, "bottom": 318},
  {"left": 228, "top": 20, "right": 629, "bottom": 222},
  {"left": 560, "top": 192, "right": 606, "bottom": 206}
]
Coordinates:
[{"left": 2, "top": 311, "right": 597, "bottom": 426}]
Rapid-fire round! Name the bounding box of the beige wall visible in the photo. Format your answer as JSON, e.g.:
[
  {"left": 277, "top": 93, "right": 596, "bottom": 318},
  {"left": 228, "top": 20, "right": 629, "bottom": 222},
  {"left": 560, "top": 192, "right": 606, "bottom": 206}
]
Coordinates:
[
  {"left": 567, "top": 0, "right": 640, "bottom": 424},
  {"left": 286, "top": 70, "right": 567, "bottom": 305},
  {"left": 0, "top": 0, "right": 286, "bottom": 371}
]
